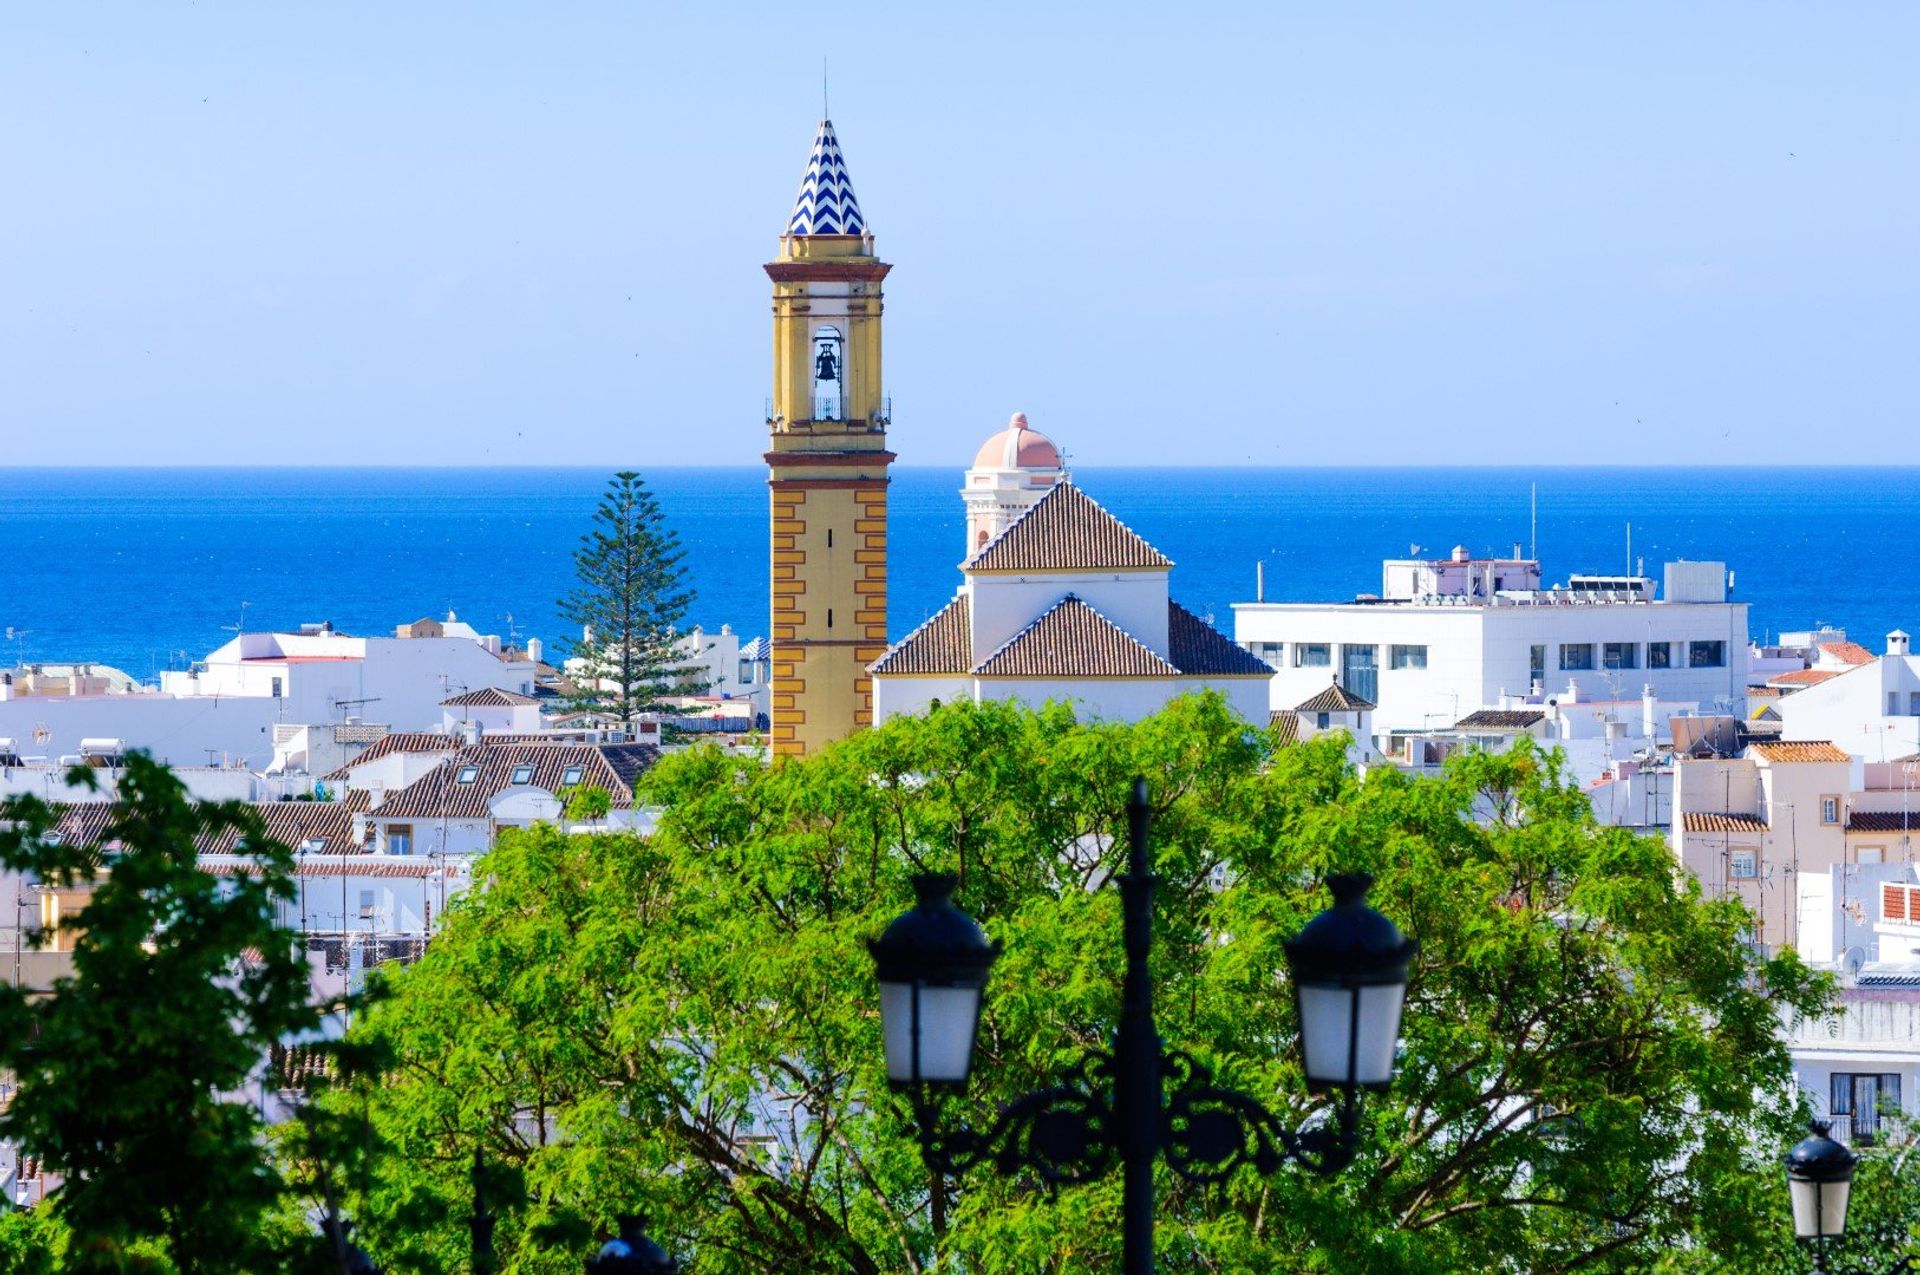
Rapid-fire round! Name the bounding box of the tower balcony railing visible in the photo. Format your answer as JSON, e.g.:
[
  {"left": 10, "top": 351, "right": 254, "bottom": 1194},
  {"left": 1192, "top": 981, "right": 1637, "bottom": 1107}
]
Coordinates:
[{"left": 766, "top": 396, "right": 892, "bottom": 428}]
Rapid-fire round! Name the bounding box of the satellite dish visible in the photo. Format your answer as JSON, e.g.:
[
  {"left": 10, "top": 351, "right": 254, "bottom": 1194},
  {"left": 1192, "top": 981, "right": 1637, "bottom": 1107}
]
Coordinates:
[{"left": 1841, "top": 946, "right": 1866, "bottom": 980}]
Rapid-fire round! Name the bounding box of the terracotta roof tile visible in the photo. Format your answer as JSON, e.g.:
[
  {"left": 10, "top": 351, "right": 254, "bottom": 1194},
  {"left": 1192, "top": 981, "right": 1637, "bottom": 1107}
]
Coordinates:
[
  {"left": 1770, "top": 669, "right": 1841, "bottom": 688},
  {"left": 1846, "top": 812, "right": 1920, "bottom": 833},
  {"left": 318, "top": 731, "right": 553, "bottom": 781},
  {"left": 1456, "top": 709, "right": 1547, "bottom": 730},
  {"left": 1267, "top": 711, "right": 1301, "bottom": 746},
  {"left": 1167, "top": 602, "right": 1273, "bottom": 676},
  {"left": 965, "top": 482, "right": 1172, "bottom": 573},
  {"left": 972, "top": 596, "right": 1178, "bottom": 679},
  {"left": 370, "top": 742, "right": 659, "bottom": 821},
  {"left": 1748, "top": 740, "right": 1851, "bottom": 764},
  {"left": 48, "top": 801, "right": 359, "bottom": 854},
  {"left": 869, "top": 594, "right": 971, "bottom": 675},
  {"left": 1683, "top": 811, "right": 1770, "bottom": 833},
  {"left": 441, "top": 687, "right": 540, "bottom": 708},
  {"left": 1294, "top": 682, "right": 1375, "bottom": 713},
  {"left": 1818, "top": 641, "right": 1877, "bottom": 666}
]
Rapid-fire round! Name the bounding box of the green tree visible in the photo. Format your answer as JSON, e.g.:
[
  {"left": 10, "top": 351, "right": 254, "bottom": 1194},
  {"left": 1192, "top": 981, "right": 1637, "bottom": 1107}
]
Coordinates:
[
  {"left": 558, "top": 471, "right": 699, "bottom": 724},
  {"left": 339, "top": 696, "right": 1833, "bottom": 1272},
  {"left": 0, "top": 756, "right": 318, "bottom": 1272}
]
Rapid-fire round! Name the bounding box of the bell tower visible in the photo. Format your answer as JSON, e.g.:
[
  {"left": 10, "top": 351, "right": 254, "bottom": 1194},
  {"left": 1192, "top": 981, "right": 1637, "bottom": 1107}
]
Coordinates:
[{"left": 765, "top": 119, "right": 893, "bottom": 757}]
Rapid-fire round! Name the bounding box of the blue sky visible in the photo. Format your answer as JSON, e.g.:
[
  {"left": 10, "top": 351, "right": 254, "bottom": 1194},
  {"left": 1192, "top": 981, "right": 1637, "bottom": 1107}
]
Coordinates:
[{"left": 3, "top": 3, "right": 1914, "bottom": 467}]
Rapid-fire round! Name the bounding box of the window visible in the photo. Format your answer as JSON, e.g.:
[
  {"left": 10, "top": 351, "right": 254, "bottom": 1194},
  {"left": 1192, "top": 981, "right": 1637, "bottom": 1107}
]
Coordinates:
[
  {"left": 510, "top": 764, "right": 535, "bottom": 785},
  {"left": 1909, "top": 692, "right": 1920, "bottom": 716},
  {"left": 1603, "top": 642, "right": 1639, "bottom": 670},
  {"left": 1295, "top": 644, "right": 1331, "bottom": 668},
  {"left": 1729, "top": 850, "right": 1757, "bottom": 879},
  {"left": 1316, "top": 712, "right": 1331, "bottom": 729},
  {"left": 1830, "top": 1073, "right": 1903, "bottom": 1138},
  {"left": 1893, "top": 693, "right": 1903, "bottom": 716},
  {"left": 298, "top": 837, "right": 325, "bottom": 854},
  {"left": 826, "top": 528, "right": 834, "bottom": 548},
  {"left": 1246, "top": 641, "right": 1284, "bottom": 667},
  {"left": 1885, "top": 881, "right": 1920, "bottom": 924},
  {"left": 1648, "top": 642, "right": 1673, "bottom": 669},
  {"left": 1821, "top": 796, "right": 1841, "bottom": 825},
  {"left": 270, "top": 676, "right": 283, "bottom": 699},
  {"left": 827, "top": 608, "right": 834, "bottom": 630},
  {"left": 1688, "top": 640, "right": 1726, "bottom": 668},
  {"left": 561, "top": 765, "right": 585, "bottom": 786},
  {"left": 1859, "top": 847, "right": 1885, "bottom": 865},
  {"left": 358, "top": 889, "right": 375, "bottom": 920},
  {"left": 1529, "top": 645, "right": 1545, "bottom": 682},
  {"left": 387, "top": 825, "right": 412, "bottom": 855},
  {"left": 455, "top": 765, "right": 480, "bottom": 784},
  {"left": 1390, "top": 644, "right": 1427, "bottom": 670},
  {"left": 1560, "top": 643, "right": 1594, "bottom": 671}
]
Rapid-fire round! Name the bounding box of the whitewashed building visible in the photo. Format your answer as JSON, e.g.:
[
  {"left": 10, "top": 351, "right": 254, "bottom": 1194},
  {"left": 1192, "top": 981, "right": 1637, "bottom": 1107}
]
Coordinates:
[
  {"left": 1777, "top": 631, "right": 1920, "bottom": 760},
  {"left": 1233, "top": 549, "right": 1749, "bottom": 747},
  {"left": 871, "top": 452, "right": 1270, "bottom": 725},
  {"left": 0, "top": 621, "right": 539, "bottom": 771}
]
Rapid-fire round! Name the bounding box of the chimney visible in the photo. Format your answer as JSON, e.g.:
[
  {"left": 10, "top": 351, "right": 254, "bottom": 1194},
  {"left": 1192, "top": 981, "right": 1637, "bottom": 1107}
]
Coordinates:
[
  {"left": 1451, "top": 545, "right": 1469, "bottom": 563},
  {"left": 459, "top": 721, "right": 482, "bottom": 747},
  {"left": 1642, "top": 684, "right": 1658, "bottom": 740},
  {"left": 526, "top": 637, "right": 544, "bottom": 664},
  {"left": 1888, "top": 630, "right": 1911, "bottom": 658},
  {"left": 0, "top": 672, "right": 10, "bottom": 702}
]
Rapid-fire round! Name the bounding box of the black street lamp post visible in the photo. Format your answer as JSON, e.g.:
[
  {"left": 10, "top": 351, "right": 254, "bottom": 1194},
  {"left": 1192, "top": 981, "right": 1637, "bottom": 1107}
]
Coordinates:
[
  {"left": 868, "top": 778, "right": 1417, "bottom": 1275},
  {"left": 1785, "top": 1120, "right": 1915, "bottom": 1275}
]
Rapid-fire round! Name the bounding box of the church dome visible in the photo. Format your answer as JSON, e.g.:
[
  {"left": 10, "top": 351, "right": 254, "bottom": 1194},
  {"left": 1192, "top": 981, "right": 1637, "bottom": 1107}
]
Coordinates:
[{"left": 972, "top": 413, "right": 1063, "bottom": 471}]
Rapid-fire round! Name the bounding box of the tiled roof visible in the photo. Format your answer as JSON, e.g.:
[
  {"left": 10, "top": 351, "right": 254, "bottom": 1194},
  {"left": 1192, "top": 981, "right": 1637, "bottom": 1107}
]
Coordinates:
[
  {"left": 370, "top": 742, "right": 660, "bottom": 821},
  {"left": 870, "top": 594, "right": 972, "bottom": 675},
  {"left": 965, "top": 482, "right": 1172, "bottom": 574},
  {"left": 202, "top": 802, "right": 358, "bottom": 855},
  {"left": 1456, "top": 709, "right": 1547, "bottom": 730},
  {"left": 1294, "top": 682, "right": 1375, "bottom": 713},
  {"left": 49, "top": 801, "right": 359, "bottom": 854},
  {"left": 1748, "top": 741, "right": 1851, "bottom": 764},
  {"left": 441, "top": 687, "right": 539, "bottom": 707},
  {"left": 1682, "top": 811, "right": 1770, "bottom": 833},
  {"left": 787, "top": 119, "right": 866, "bottom": 236},
  {"left": 1819, "top": 641, "right": 1877, "bottom": 666},
  {"left": 1268, "top": 711, "right": 1301, "bottom": 746},
  {"left": 973, "top": 596, "right": 1179, "bottom": 679},
  {"left": 318, "top": 731, "right": 552, "bottom": 781},
  {"left": 1770, "top": 669, "right": 1842, "bottom": 688},
  {"left": 1167, "top": 603, "right": 1273, "bottom": 676},
  {"left": 1847, "top": 812, "right": 1920, "bottom": 833}
]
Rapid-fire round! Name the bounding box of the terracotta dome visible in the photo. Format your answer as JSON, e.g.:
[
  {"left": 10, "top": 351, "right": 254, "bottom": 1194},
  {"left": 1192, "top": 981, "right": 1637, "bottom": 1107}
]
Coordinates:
[{"left": 972, "top": 412, "right": 1063, "bottom": 471}]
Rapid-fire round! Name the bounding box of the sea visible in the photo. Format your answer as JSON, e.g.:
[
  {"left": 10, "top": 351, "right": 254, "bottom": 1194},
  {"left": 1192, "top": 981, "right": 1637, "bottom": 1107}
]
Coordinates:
[{"left": 0, "top": 466, "right": 1908, "bottom": 681}]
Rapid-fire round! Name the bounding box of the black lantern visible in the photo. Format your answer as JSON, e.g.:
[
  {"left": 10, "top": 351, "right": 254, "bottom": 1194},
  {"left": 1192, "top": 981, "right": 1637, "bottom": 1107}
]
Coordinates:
[
  {"left": 585, "top": 1217, "right": 678, "bottom": 1274},
  {"left": 1283, "top": 873, "right": 1416, "bottom": 1091},
  {"left": 1786, "top": 1119, "right": 1858, "bottom": 1243},
  {"left": 868, "top": 873, "right": 1001, "bottom": 1087}
]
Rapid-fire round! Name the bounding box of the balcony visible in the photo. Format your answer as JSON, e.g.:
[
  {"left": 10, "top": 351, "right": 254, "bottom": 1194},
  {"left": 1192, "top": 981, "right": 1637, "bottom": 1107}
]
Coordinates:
[
  {"left": 765, "top": 396, "right": 892, "bottom": 428},
  {"left": 1822, "top": 1111, "right": 1912, "bottom": 1146}
]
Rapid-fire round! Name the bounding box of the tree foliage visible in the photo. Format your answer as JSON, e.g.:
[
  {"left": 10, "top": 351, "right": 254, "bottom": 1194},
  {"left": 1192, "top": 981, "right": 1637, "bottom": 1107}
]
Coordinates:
[
  {"left": 0, "top": 756, "right": 320, "bottom": 1272},
  {"left": 338, "top": 695, "right": 1845, "bottom": 1272},
  {"left": 557, "top": 471, "right": 699, "bottom": 724}
]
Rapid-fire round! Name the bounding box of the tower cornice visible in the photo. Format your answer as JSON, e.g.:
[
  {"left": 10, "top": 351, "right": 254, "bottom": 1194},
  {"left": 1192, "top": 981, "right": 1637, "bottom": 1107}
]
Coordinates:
[{"left": 764, "top": 259, "right": 893, "bottom": 284}]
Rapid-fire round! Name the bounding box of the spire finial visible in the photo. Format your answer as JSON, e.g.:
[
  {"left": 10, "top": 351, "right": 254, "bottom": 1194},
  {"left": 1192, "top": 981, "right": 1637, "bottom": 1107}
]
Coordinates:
[{"left": 823, "top": 57, "right": 829, "bottom": 120}]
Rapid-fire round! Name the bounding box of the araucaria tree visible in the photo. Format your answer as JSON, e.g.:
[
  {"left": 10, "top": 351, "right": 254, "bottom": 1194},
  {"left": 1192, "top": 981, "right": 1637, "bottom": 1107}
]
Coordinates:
[
  {"left": 558, "top": 471, "right": 698, "bottom": 724},
  {"left": 337, "top": 696, "right": 1849, "bottom": 1273},
  {"left": 0, "top": 756, "right": 319, "bottom": 1270}
]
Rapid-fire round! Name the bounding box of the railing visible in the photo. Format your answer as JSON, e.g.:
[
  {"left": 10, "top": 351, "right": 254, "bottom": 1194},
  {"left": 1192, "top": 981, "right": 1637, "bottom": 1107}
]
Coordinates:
[
  {"left": 765, "top": 396, "right": 892, "bottom": 427},
  {"left": 1824, "top": 1112, "right": 1912, "bottom": 1146}
]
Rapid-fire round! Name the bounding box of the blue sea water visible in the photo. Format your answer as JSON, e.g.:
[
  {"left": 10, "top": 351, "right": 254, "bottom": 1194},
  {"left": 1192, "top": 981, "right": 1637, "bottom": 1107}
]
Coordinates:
[{"left": 0, "top": 466, "right": 1907, "bottom": 680}]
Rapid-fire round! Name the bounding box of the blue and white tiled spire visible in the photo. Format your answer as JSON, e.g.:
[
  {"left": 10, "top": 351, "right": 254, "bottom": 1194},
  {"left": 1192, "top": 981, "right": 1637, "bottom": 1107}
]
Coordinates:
[{"left": 786, "top": 119, "right": 866, "bottom": 236}]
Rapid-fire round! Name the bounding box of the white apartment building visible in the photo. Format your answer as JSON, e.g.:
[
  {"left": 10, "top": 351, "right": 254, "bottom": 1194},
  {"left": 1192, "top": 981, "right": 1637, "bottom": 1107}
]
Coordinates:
[
  {"left": 1778, "top": 631, "right": 1920, "bottom": 760},
  {"left": 1234, "top": 550, "right": 1749, "bottom": 745},
  {"left": 0, "top": 620, "right": 538, "bottom": 771}
]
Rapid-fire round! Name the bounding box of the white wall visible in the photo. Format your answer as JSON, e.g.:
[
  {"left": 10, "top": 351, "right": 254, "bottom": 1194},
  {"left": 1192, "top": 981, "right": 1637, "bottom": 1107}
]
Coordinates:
[
  {"left": 968, "top": 571, "right": 1173, "bottom": 662},
  {"left": 1236, "top": 600, "right": 1748, "bottom": 737}
]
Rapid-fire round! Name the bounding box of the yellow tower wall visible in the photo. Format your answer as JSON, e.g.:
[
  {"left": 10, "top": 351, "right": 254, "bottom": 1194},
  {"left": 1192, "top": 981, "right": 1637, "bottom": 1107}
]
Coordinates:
[{"left": 765, "top": 233, "right": 892, "bottom": 758}]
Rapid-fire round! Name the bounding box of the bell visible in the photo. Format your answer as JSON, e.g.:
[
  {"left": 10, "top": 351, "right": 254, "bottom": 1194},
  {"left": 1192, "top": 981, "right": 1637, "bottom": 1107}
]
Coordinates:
[{"left": 814, "top": 346, "right": 840, "bottom": 382}]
